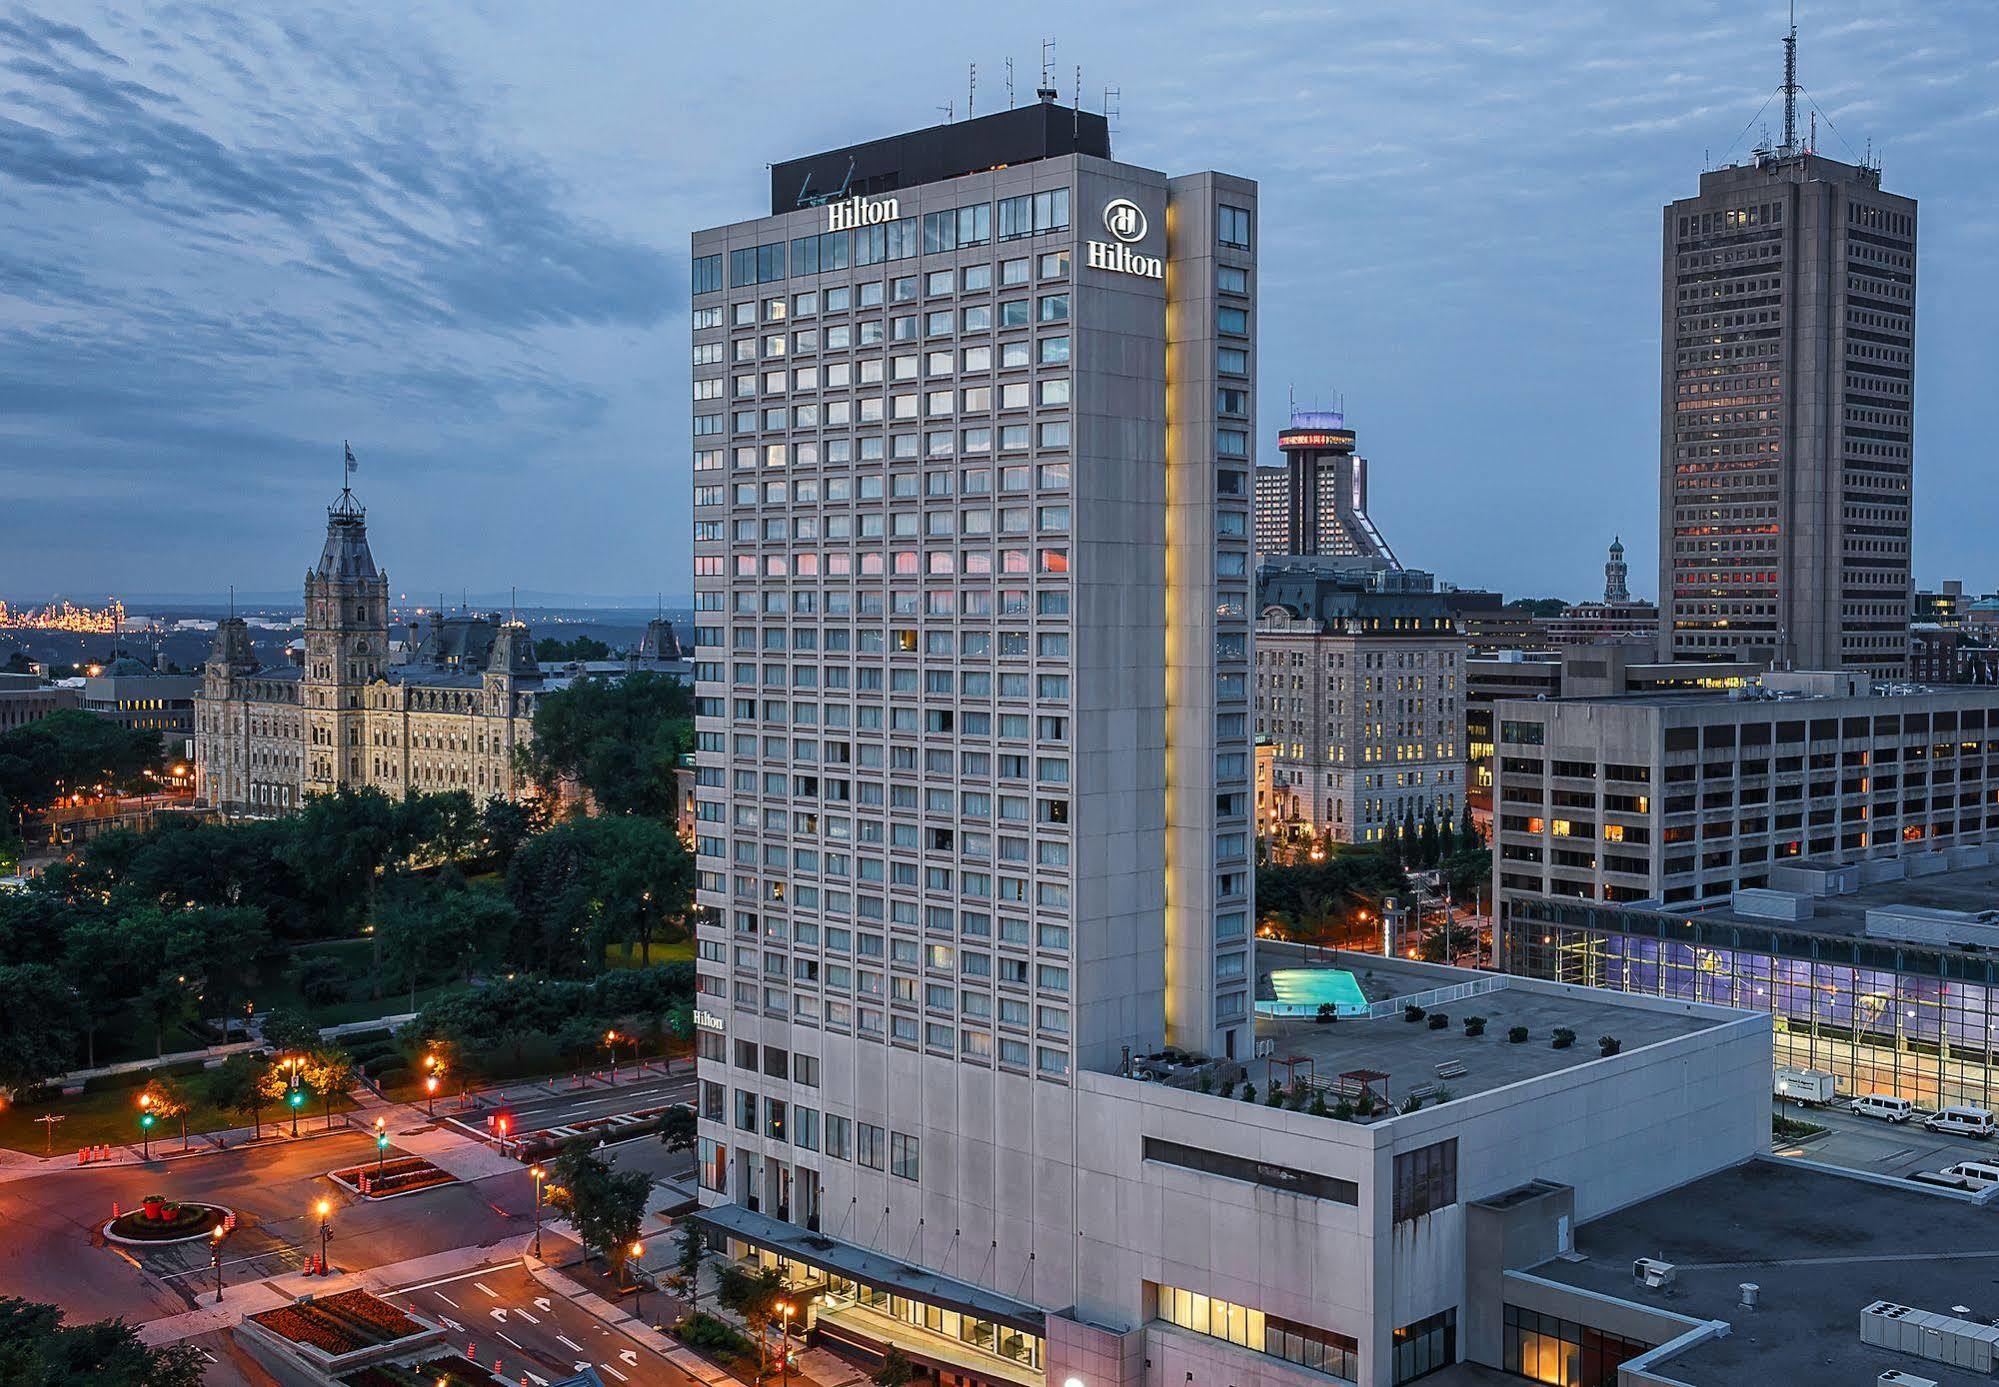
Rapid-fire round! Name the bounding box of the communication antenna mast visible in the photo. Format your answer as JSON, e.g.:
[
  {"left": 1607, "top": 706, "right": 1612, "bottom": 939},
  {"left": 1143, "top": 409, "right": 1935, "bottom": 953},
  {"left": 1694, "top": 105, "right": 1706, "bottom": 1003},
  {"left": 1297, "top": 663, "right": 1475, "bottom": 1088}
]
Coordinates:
[
  {"left": 1040, "top": 37, "right": 1054, "bottom": 90},
  {"left": 968, "top": 62, "right": 976, "bottom": 118},
  {"left": 938, "top": 100, "right": 953, "bottom": 123},
  {"left": 1074, "top": 65, "right": 1081, "bottom": 138},
  {"left": 1780, "top": 1, "right": 1799, "bottom": 155},
  {"left": 1005, "top": 57, "right": 1015, "bottom": 108},
  {"left": 1807, "top": 109, "right": 1816, "bottom": 154},
  {"left": 1104, "top": 84, "right": 1122, "bottom": 136}
]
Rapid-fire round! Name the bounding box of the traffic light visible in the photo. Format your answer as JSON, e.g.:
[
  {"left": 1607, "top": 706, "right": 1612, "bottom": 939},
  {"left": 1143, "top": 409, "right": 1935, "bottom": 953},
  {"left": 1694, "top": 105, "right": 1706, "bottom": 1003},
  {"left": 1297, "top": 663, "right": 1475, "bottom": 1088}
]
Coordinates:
[
  {"left": 139, "top": 1113, "right": 155, "bottom": 1130},
  {"left": 288, "top": 1089, "right": 304, "bottom": 1108},
  {"left": 376, "top": 1131, "right": 389, "bottom": 1152}
]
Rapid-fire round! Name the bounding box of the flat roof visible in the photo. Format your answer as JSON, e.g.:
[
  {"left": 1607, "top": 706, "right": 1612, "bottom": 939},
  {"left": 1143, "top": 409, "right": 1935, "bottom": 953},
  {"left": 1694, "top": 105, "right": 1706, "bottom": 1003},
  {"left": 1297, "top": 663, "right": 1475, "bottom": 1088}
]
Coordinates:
[
  {"left": 1693, "top": 858, "right": 1999, "bottom": 943},
  {"left": 1533, "top": 1158, "right": 1999, "bottom": 1386},
  {"left": 1247, "top": 949, "right": 1725, "bottom": 1105}
]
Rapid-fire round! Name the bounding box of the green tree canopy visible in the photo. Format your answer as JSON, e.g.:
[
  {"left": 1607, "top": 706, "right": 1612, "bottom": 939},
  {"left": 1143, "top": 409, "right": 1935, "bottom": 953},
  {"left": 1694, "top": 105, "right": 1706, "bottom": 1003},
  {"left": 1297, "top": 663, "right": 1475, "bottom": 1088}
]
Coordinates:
[
  {"left": 0, "top": 709, "right": 164, "bottom": 819},
  {"left": 520, "top": 670, "right": 691, "bottom": 817},
  {"left": 0, "top": 964, "right": 83, "bottom": 1092},
  {"left": 551, "top": 1147, "right": 649, "bottom": 1272},
  {"left": 0, "top": 1297, "right": 204, "bottom": 1386}
]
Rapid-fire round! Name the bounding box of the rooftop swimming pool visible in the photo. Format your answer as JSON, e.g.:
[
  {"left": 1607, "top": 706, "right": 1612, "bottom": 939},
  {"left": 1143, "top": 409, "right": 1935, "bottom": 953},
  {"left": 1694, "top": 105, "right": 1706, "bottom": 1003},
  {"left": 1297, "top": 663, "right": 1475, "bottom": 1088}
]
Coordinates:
[{"left": 1257, "top": 968, "right": 1371, "bottom": 1019}]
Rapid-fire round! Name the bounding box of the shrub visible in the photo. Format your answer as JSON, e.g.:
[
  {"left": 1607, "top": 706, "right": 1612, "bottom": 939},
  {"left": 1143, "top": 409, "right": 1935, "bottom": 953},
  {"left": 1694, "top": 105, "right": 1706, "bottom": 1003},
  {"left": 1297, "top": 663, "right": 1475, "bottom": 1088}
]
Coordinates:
[
  {"left": 1241, "top": 1083, "right": 1257, "bottom": 1103},
  {"left": 1400, "top": 1093, "right": 1423, "bottom": 1114},
  {"left": 1464, "top": 1016, "right": 1487, "bottom": 1036},
  {"left": 1428, "top": 1013, "right": 1449, "bottom": 1030},
  {"left": 296, "top": 956, "right": 348, "bottom": 1007},
  {"left": 375, "top": 1065, "right": 411, "bottom": 1090},
  {"left": 1598, "top": 1035, "right": 1622, "bottom": 1057},
  {"left": 1552, "top": 1028, "right": 1577, "bottom": 1050},
  {"left": 1331, "top": 1098, "right": 1355, "bottom": 1120},
  {"left": 1265, "top": 1084, "right": 1285, "bottom": 1107},
  {"left": 1403, "top": 1004, "right": 1426, "bottom": 1023},
  {"left": 1315, "top": 1002, "right": 1337, "bottom": 1025},
  {"left": 1309, "top": 1093, "right": 1329, "bottom": 1117},
  {"left": 1218, "top": 1079, "right": 1235, "bottom": 1099},
  {"left": 1508, "top": 1026, "right": 1530, "bottom": 1044},
  {"left": 1196, "top": 1073, "right": 1213, "bottom": 1094},
  {"left": 676, "top": 1311, "right": 752, "bottom": 1356}
]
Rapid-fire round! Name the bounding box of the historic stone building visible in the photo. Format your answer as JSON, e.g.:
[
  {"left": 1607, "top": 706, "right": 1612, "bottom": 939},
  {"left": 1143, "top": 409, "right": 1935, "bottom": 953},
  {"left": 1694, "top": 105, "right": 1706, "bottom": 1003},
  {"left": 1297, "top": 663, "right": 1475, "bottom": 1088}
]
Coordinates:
[{"left": 195, "top": 490, "right": 551, "bottom": 816}]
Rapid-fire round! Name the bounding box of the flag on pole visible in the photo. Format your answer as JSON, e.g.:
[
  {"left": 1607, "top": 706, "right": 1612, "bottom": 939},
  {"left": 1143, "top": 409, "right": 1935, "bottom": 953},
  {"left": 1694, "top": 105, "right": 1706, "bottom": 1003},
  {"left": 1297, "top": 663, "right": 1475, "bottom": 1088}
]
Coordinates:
[{"left": 344, "top": 441, "right": 358, "bottom": 474}]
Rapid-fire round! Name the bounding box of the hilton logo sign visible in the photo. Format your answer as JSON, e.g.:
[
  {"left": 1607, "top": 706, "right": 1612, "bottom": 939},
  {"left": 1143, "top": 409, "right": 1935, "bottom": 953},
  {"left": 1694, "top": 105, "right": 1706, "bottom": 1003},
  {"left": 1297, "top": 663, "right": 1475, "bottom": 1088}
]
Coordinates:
[
  {"left": 826, "top": 195, "right": 900, "bottom": 232},
  {"left": 1086, "top": 197, "right": 1163, "bottom": 280}
]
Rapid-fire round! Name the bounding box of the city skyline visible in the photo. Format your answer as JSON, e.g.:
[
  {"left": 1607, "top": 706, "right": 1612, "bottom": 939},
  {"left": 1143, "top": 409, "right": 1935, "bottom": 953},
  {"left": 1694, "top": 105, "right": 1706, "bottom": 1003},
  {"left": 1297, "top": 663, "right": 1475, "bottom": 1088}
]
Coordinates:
[{"left": 3, "top": 3, "right": 1996, "bottom": 601}]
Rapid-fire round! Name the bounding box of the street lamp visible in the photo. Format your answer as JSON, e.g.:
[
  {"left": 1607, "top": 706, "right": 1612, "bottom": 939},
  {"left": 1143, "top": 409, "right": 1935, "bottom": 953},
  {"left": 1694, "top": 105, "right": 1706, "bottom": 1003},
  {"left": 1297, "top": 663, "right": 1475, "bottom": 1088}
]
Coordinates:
[
  {"left": 210, "top": 1224, "right": 227, "bottom": 1303},
  {"left": 604, "top": 1028, "right": 621, "bottom": 1083},
  {"left": 138, "top": 1093, "right": 154, "bottom": 1160},
  {"left": 776, "top": 1298, "right": 797, "bottom": 1387},
  {"left": 529, "top": 1165, "right": 546, "bottom": 1260},
  {"left": 629, "top": 1241, "right": 646, "bottom": 1321},
  {"left": 495, "top": 1114, "right": 509, "bottom": 1157},
  {"left": 424, "top": 1070, "right": 440, "bottom": 1118},
  {"left": 374, "top": 1117, "right": 388, "bottom": 1175},
  {"left": 315, "top": 1198, "right": 332, "bottom": 1274}
]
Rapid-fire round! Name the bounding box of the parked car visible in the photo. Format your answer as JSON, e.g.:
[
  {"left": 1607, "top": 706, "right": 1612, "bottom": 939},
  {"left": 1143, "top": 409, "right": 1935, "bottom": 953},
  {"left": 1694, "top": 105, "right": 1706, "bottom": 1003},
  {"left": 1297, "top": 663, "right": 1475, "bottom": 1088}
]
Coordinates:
[
  {"left": 1849, "top": 1093, "right": 1915, "bottom": 1123},
  {"left": 1938, "top": 1160, "right": 1999, "bottom": 1190},
  {"left": 1925, "top": 1105, "right": 1997, "bottom": 1138}
]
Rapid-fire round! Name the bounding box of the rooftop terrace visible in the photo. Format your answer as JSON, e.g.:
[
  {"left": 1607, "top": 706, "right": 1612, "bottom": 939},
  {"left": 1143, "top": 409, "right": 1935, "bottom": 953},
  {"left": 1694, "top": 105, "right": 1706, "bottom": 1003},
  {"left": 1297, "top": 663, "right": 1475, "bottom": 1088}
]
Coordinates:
[
  {"left": 1533, "top": 1158, "right": 1999, "bottom": 1386},
  {"left": 1243, "top": 948, "right": 1731, "bottom": 1107}
]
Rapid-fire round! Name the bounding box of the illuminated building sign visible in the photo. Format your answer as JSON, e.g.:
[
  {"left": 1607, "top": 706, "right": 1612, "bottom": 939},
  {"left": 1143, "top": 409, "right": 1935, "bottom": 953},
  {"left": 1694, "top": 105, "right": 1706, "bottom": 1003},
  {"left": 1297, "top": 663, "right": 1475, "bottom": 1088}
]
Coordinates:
[
  {"left": 693, "top": 1008, "right": 726, "bottom": 1033},
  {"left": 1086, "top": 238, "right": 1163, "bottom": 280},
  {"left": 1279, "top": 430, "right": 1357, "bottom": 451},
  {"left": 827, "top": 195, "right": 900, "bottom": 232}
]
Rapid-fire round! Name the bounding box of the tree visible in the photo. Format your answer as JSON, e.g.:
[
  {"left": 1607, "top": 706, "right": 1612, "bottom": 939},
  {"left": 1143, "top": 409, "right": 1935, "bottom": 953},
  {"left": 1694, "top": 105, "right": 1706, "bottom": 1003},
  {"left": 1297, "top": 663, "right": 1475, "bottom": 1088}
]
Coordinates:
[
  {"left": 303, "top": 1047, "right": 355, "bottom": 1130},
  {"left": 1418, "top": 805, "right": 1439, "bottom": 869},
  {"left": 294, "top": 956, "right": 347, "bottom": 1008},
  {"left": 507, "top": 816, "right": 692, "bottom": 975},
  {"left": 520, "top": 670, "right": 692, "bottom": 817},
  {"left": 0, "top": 1296, "right": 204, "bottom": 1386},
  {"left": 209, "top": 1051, "right": 269, "bottom": 1140},
  {"left": 0, "top": 964, "right": 82, "bottom": 1091},
  {"left": 168, "top": 905, "right": 268, "bottom": 1043},
  {"left": 58, "top": 918, "right": 140, "bottom": 1070},
  {"left": 716, "top": 1262, "right": 784, "bottom": 1375},
  {"left": 671, "top": 1218, "right": 708, "bottom": 1313},
  {"left": 551, "top": 1148, "right": 649, "bottom": 1279},
  {"left": 136, "top": 1075, "right": 190, "bottom": 1152},
  {"left": 535, "top": 635, "right": 611, "bottom": 664},
  {"left": 260, "top": 1006, "right": 321, "bottom": 1056},
  {"left": 659, "top": 1105, "right": 698, "bottom": 1155},
  {"left": 871, "top": 1345, "right": 918, "bottom": 1387},
  {"left": 480, "top": 795, "right": 549, "bottom": 872},
  {"left": 1457, "top": 802, "right": 1478, "bottom": 847},
  {"left": 0, "top": 709, "right": 164, "bottom": 819}
]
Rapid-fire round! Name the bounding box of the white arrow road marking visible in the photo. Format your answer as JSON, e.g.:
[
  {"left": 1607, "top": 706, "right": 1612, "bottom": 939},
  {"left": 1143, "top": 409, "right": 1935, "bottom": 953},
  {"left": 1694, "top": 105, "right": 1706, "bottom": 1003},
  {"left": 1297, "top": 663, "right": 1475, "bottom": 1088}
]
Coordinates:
[
  {"left": 573, "top": 1364, "right": 591, "bottom": 1375},
  {"left": 489, "top": 1309, "right": 509, "bottom": 1323},
  {"left": 620, "top": 1350, "right": 639, "bottom": 1365},
  {"left": 556, "top": 1335, "right": 582, "bottom": 1351},
  {"left": 526, "top": 1375, "right": 548, "bottom": 1386},
  {"left": 534, "top": 1297, "right": 554, "bottom": 1312},
  {"left": 441, "top": 1317, "right": 465, "bottom": 1333}
]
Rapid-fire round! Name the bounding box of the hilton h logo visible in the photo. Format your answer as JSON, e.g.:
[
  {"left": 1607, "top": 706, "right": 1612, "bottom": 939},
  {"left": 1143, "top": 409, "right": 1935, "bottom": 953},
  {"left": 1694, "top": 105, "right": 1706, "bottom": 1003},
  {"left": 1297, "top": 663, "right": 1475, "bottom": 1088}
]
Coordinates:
[{"left": 1103, "top": 198, "right": 1148, "bottom": 243}]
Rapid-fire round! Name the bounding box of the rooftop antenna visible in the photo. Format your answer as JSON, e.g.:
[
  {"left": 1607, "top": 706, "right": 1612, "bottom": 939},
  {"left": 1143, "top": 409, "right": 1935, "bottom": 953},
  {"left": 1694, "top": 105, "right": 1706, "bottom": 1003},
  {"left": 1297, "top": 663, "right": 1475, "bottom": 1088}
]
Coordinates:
[
  {"left": 510, "top": 585, "right": 517, "bottom": 626},
  {"left": 938, "top": 99, "right": 953, "bottom": 123},
  {"left": 1040, "top": 37, "right": 1054, "bottom": 91},
  {"left": 1780, "top": 1, "right": 1799, "bottom": 155},
  {"left": 968, "top": 62, "right": 976, "bottom": 118},
  {"left": 1808, "top": 109, "right": 1816, "bottom": 154},
  {"left": 228, "top": 585, "right": 235, "bottom": 622},
  {"left": 1074, "top": 65, "right": 1081, "bottom": 138},
  {"left": 1104, "top": 83, "right": 1121, "bottom": 136},
  {"left": 1005, "top": 56, "right": 1015, "bottom": 109}
]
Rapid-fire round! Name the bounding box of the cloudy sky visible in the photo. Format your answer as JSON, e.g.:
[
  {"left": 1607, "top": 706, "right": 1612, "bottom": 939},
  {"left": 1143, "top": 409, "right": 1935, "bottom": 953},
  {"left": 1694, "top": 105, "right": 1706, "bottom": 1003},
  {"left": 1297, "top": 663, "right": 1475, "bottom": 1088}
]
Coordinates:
[{"left": 1, "top": 2, "right": 1994, "bottom": 605}]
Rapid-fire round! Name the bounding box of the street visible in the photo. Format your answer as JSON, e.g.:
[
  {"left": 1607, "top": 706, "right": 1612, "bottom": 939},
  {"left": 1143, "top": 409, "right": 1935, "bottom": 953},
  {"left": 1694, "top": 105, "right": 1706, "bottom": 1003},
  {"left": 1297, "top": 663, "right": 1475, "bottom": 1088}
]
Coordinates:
[
  {"left": 384, "top": 1259, "right": 698, "bottom": 1386},
  {"left": 442, "top": 1072, "right": 696, "bottom": 1146}
]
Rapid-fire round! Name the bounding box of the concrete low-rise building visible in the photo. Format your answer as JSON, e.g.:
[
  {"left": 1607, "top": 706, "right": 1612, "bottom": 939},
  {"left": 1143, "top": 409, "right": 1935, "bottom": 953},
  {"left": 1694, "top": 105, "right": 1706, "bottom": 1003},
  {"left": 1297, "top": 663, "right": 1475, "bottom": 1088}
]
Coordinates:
[{"left": 0, "top": 672, "right": 80, "bottom": 732}]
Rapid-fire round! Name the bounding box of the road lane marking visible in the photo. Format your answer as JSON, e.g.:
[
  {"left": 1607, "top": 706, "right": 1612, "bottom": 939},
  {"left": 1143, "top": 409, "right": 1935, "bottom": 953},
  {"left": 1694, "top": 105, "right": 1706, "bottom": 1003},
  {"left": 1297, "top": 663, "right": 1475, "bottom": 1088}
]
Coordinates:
[
  {"left": 515, "top": 1308, "right": 540, "bottom": 1324},
  {"left": 556, "top": 1335, "right": 582, "bottom": 1351},
  {"left": 599, "top": 1365, "right": 629, "bottom": 1383},
  {"left": 396, "top": 1262, "right": 524, "bottom": 1294},
  {"left": 434, "top": 1292, "right": 458, "bottom": 1308},
  {"left": 498, "top": 1331, "right": 525, "bottom": 1351},
  {"left": 474, "top": 1281, "right": 499, "bottom": 1298}
]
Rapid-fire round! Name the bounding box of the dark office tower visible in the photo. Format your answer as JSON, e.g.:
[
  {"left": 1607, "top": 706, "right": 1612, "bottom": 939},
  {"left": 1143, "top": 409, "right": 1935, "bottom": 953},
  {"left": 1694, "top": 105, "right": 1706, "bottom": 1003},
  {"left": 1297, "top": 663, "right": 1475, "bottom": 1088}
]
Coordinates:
[
  {"left": 1257, "top": 411, "right": 1398, "bottom": 565},
  {"left": 1658, "top": 30, "right": 1916, "bottom": 674}
]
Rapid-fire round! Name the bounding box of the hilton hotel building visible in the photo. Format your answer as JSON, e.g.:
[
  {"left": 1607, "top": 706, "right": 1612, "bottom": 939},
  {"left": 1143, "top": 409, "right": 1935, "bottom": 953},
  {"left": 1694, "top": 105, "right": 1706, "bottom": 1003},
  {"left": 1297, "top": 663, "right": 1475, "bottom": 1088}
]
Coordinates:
[{"left": 684, "top": 101, "right": 1772, "bottom": 1387}]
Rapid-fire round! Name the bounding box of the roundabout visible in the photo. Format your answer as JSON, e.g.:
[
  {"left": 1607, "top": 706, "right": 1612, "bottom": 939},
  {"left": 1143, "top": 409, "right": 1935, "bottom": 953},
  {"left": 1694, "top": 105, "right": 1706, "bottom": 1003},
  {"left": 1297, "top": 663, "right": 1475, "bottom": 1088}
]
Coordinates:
[{"left": 102, "top": 1196, "right": 231, "bottom": 1246}]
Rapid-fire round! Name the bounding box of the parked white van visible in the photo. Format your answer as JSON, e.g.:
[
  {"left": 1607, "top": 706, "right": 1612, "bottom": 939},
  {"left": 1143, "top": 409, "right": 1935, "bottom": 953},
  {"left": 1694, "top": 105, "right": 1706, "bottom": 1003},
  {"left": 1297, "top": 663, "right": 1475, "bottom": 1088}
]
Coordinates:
[
  {"left": 1925, "top": 1105, "right": 1997, "bottom": 1138},
  {"left": 1939, "top": 1160, "right": 1999, "bottom": 1189},
  {"left": 1850, "top": 1093, "right": 1915, "bottom": 1123}
]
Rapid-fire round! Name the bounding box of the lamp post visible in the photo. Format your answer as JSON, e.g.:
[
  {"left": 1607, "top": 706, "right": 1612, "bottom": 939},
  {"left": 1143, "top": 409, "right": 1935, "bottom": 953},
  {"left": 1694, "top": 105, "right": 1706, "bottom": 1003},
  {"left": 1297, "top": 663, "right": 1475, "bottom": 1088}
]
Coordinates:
[
  {"left": 315, "top": 1198, "right": 332, "bottom": 1274},
  {"left": 776, "top": 1298, "right": 796, "bottom": 1387},
  {"left": 629, "top": 1241, "right": 646, "bottom": 1321},
  {"left": 495, "top": 1114, "right": 509, "bottom": 1157},
  {"left": 374, "top": 1117, "right": 388, "bottom": 1175},
  {"left": 285, "top": 1056, "right": 304, "bottom": 1138},
  {"left": 424, "top": 1073, "right": 439, "bottom": 1118},
  {"left": 604, "top": 1028, "right": 621, "bottom": 1084},
  {"left": 423, "top": 1054, "right": 442, "bottom": 1118},
  {"left": 210, "top": 1225, "right": 226, "bottom": 1303},
  {"left": 529, "top": 1165, "right": 546, "bottom": 1260},
  {"left": 138, "top": 1094, "right": 154, "bottom": 1160}
]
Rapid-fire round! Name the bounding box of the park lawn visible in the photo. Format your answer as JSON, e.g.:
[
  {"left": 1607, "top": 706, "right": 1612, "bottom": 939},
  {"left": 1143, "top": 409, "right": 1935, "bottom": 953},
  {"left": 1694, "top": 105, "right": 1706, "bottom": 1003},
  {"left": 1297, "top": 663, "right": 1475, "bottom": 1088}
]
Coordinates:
[
  {"left": 0, "top": 1069, "right": 358, "bottom": 1157},
  {"left": 603, "top": 937, "right": 695, "bottom": 970}
]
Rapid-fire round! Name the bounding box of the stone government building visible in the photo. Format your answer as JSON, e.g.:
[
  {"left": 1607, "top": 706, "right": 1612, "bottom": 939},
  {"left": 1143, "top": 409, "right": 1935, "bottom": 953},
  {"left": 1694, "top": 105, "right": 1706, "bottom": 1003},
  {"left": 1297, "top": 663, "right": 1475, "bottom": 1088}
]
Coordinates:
[{"left": 195, "top": 489, "right": 551, "bottom": 816}]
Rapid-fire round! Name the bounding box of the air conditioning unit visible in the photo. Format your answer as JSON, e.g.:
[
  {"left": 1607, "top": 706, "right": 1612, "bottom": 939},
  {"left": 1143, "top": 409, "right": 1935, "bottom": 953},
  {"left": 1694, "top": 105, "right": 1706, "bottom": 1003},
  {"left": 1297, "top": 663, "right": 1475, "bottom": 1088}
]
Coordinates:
[
  {"left": 1878, "top": 1372, "right": 1939, "bottom": 1387},
  {"left": 1861, "top": 1300, "right": 1999, "bottom": 1372},
  {"left": 1632, "top": 1258, "right": 1676, "bottom": 1289}
]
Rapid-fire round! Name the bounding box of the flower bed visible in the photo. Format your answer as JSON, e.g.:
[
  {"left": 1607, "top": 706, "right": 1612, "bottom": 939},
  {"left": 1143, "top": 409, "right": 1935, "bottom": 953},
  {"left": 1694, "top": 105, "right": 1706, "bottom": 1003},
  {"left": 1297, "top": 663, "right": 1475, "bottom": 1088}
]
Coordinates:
[
  {"left": 105, "top": 1200, "right": 227, "bottom": 1243},
  {"left": 329, "top": 1155, "right": 458, "bottom": 1199},
  {"left": 251, "top": 1290, "right": 422, "bottom": 1356}
]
